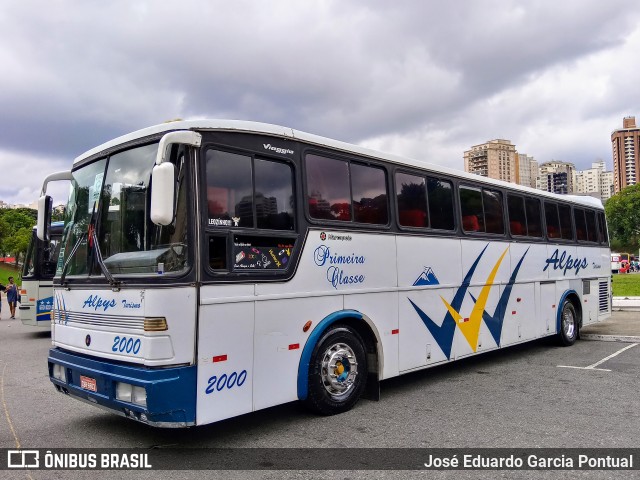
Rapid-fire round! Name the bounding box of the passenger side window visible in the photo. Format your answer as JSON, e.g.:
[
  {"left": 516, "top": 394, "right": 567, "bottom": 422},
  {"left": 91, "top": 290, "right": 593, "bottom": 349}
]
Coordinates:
[
  {"left": 427, "top": 177, "right": 455, "bottom": 230},
  {"left": 585, "top": 210, "right": 597, "bottom": 243},
  {"left": 525, "top": 198, "right": 543, "bottom": 237},
  {"left": 544, "top": 202, "right": 561, "bottom": 239},
  {"left": 396, "top": 173, "right": 427, "bottom": 228},
  {"left": 459, "top": 186, "right": 503, "bottom": 234},
  {"left": 507, "top": 195, "right": 526, "bottom": 236},
  {"left": 558, "top": 204, "right": 573, "bottom": 240},
  {"left": 306, "top": 154, "right": 389, "bottom": 225},
  {"left": 460, "top": 187, "right": 484, "bottom": 232},
  {"left": 573, "top": 208, "right": 588, "bottom": 241}
]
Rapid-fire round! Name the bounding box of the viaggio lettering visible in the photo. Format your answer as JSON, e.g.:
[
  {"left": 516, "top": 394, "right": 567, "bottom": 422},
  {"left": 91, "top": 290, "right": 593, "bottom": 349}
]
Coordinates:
[
  {"left": 543, "top": 249, "right": 588, "bottom": 275},
  {"left": 263, "top": 143, "right": 294, "bottom": 155}
]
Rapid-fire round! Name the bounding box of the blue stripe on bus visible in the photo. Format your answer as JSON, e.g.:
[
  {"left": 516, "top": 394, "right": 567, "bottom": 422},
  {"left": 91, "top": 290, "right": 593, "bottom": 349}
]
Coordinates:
[
  {"left": 297, "top": 309, "right": 363, "bottom": 401},
  {"left": 556, "top": 289, "right": 578, "bottom": 334},
  {"left": 48, "top": 348, "right": 196, "bottom": 426}
]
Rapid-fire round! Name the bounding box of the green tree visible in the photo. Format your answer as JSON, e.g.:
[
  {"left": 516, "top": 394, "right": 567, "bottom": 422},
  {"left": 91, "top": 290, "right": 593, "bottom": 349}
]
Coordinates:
[
  {"left": 605, "top": 184, "right": 640, "bottom": 251},
  {"left": 0, "top": 208, "right": 36, "bottom": 265}
]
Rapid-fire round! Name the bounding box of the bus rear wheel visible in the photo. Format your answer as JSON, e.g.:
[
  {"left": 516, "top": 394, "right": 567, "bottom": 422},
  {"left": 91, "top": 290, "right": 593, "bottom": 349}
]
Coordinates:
[
  {"left": 558, "top": 299, "right": 578, "bottom": 346},
  {"left": 304, "top": 325, "right": 367, "bottom": 415}
]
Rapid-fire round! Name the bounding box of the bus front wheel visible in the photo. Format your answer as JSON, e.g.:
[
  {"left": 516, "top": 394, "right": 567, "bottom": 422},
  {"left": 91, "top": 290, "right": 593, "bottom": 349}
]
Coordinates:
[
  {"left": 304, "top": 325, "right": 367, "bottom": 415},
  {"left": 558, "top": 299, "right": 578, "bottom": 346}
]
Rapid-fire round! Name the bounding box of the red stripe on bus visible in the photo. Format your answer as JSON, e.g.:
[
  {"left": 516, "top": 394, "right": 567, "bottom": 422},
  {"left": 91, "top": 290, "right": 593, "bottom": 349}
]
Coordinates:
[
  {"left": 288, "top": 344, "right": 300, "bottom": 350},
  {"left": 212, "top": 355, "right": 227, "bottom": 362},
  {"left": 391, "top": 329, "right": 399, "bottom": 335}
]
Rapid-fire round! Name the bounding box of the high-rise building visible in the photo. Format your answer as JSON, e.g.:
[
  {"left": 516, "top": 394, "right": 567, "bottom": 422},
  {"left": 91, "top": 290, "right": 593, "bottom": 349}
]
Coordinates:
[
  {"left": 464, "top": 139, "right": 518, "bottom": 183},
  {"left": 517, "top": 154, "right": 538, "bottom": 188},
  {"left": 573, "top": 161, "right": 614, "bottom": 201},
  {"left": 611, "top": 116, "right": 640, "bottom": 193},
  {"left": 536, "top": 161, "right": 575, "bottom": 194}
]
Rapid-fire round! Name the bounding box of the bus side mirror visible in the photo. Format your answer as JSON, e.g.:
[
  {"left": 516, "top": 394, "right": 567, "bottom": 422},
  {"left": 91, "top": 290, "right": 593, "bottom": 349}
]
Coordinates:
[
  {"left": 150, "top": 130, "right": 201, "bottom": 226},
  {"left": 150, "top": 162, "right": 176, "bottom": 225},
  {"left": 37, "top": 195, "right": 53, "bottom": 241}
]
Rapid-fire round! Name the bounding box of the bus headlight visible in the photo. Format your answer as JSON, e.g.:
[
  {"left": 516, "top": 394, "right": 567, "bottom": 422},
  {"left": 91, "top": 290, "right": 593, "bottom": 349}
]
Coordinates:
[
  {"left": 116, "top": 382, "right": 147, "bottom": 407},
  {"left": 52, "top": 364, "right": 67, "bottom": 383}
]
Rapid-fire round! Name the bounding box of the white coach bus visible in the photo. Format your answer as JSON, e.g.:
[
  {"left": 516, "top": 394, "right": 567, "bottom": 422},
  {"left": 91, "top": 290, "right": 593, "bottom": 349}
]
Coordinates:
[
  {"left": 20, "top": 221, "right": 64, "bottom": 328},
  {"left": 38, "top": 120, "right": 611, "bottom": 427}
]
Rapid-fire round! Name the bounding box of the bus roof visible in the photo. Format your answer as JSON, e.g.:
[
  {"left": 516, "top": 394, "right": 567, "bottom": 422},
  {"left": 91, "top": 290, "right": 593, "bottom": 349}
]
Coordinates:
[{"left": 75, "top": 119, "right": 604, "bottom": 210}]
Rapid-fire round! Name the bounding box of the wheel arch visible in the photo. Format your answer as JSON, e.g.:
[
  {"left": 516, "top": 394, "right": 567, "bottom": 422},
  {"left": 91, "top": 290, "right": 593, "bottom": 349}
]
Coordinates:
[
  {"left": 556, "top": 289, "right": 583, "bottom": 334},
  {"left": 297, "top": 309, "right": 382, "bottom": 401}
]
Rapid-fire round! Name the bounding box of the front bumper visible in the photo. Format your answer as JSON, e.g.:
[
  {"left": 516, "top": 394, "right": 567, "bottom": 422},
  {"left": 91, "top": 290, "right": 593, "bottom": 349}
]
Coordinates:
[{"left": 48, "top": 348, "right": 196, "bottom": 427}]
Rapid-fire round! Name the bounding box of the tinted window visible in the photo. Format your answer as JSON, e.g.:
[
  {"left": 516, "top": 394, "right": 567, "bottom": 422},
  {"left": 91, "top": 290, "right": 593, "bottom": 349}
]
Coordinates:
[
  {"left": 558, "top": 204, "right": 573, "bottom": 240},
  {"left": 255, "top": 159, "right": 294, "bottom": 230},
  {"left": 585, "top": 210, "right": 597, "bottom": 243},
  {"left": 545, "top": 202, "right": 561, "bottom": 239},
  {"left": 396, "top": 173, "right": 427, "bottom": 227},
  {"left": 598, "top": 212, "right": 609, "bottom": 244},
  {"left": 460, "top": 187, "right": 485, "bottom": 232},
  {"left": 508, "top": 195, "right": 526, "bottom": 236},
  {"left": 483, "top": 189, "right": 504, "bottom": 234},
  {"left": 206, "top": 151, "right": 295, "bottom": 231},
  {"left": 306, "top": 154, "right": 351, "bottom": 221},
  {"left": 351, "top": 163, "right": 388, "bottom": 225},
  {"left": 573, "top": 208, "right": 587, "bottom": 241},
  {"left": 427, "top": 178, "right": 455, "bottom": 230},
  {"left": 525, "top": 198, "right": 543, "bottom": 237},
  {"left": 206, "top": 150, "right": 253, "bottom": 227}
]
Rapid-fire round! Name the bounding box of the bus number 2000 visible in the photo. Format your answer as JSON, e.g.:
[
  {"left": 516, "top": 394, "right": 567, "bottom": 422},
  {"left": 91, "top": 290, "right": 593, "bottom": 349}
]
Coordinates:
[
  {"left": 111, "top": 336, "right": 141, "bottom": 355},
  {"left": 205, "top": 370, "right": 247, "bottom": 394}
]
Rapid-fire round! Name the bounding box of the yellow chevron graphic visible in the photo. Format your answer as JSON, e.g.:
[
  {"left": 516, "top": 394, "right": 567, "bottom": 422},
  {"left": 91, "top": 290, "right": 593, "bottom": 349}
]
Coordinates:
[{"left": 440, "top": 247, "right": 509, "bottom": 352}]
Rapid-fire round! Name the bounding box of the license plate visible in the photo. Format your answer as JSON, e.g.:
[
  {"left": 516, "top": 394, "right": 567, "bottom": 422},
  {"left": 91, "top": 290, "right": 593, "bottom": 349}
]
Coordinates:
[{"left": 80, "top": 375, "right": 97, "bottom": 392}]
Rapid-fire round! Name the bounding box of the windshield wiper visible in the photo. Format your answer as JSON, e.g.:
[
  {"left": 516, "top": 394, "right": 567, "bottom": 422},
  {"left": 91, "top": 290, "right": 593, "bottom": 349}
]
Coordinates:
[
  {"left": 88, "top": 224, "right": 117, "bottom": 286},
  {"left": 60, "top": 231, "right": 86, "bottom": 286}
]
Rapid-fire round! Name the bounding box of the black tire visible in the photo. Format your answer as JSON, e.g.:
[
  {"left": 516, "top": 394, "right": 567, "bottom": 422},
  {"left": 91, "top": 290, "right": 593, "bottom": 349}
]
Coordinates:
[
  {"left": 557, "top": 299, "right": 578, "bottom": 346},
  {"left": 304, "top": 325, "right": 368, "bottom": 415}
]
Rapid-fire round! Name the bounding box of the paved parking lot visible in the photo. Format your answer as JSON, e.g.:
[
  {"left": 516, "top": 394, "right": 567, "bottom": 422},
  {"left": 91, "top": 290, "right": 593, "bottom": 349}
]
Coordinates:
[{"left": 1, "top": 309, "right": 639, "bottom": 479}]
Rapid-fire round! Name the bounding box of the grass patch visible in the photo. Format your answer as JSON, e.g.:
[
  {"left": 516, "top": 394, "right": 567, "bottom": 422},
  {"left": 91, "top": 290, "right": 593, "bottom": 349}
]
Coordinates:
[
  {"left": 612, "top": 273, "right": 640, "bottom": 297},
  {"left": 0, "top": 262, "right": 21, "bottom": 287}
]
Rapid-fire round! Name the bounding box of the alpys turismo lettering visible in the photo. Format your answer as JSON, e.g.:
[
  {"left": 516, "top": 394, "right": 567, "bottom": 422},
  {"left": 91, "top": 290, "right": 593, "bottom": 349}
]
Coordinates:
[
  {"left": 543, "top": 249, "right": 588, "bottom": 275},
  {"left": 83, "top": 295, "right": 117, "bottom": 311}
]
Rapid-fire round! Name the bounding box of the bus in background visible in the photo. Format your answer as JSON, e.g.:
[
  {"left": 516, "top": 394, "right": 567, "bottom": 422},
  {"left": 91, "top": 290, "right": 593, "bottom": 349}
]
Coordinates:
[
  {"left": 611, "top": 252, "right": 631, "bottom": 274},
  {"left": 38, "top": 120, "right": 611, "bottom": 428},
  {"left": 20, "top": 221, "right": 64, "bottom": 328}
]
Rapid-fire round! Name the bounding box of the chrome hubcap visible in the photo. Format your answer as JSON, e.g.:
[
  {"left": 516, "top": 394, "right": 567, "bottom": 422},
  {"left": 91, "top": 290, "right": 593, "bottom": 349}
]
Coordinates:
[
  {"left": 320, "top": 342, "right": 358, "bottom": 397},
  {"left": 563, "top": 306, "right": 575, "bottom": 338}
]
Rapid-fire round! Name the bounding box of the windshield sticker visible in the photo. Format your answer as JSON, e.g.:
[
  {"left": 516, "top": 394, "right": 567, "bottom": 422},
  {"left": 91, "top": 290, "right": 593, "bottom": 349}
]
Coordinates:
[
  {"left": 88, "top": 173, "right": 104, "bottom": 213},
  {"left": 209, "top": 217, "right": 241, "bottom": 227},
  {"left": 233, "top": 235, "right": 293, "bottom": 270}
]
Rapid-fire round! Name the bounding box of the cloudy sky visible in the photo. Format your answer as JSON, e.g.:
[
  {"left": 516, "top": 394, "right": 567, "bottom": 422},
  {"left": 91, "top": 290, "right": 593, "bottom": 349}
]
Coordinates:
[{"left": 1, "top": 0, "right": 639, "bottom": 206}]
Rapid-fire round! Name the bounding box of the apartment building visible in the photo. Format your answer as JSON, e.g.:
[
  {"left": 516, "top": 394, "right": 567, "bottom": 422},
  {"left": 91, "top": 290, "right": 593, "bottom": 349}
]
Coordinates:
[{"left": 611, "top": 116, "right": 640, "bottom": 193}]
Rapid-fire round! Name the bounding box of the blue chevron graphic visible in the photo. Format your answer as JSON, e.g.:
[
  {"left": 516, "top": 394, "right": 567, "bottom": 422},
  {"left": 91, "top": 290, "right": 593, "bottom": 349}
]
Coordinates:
[
  {"left": 468, "top": 248, "right": 529, "bottom": 345},
  {"left": 408, "top": 244, "right": 489, "bottom": 359}
]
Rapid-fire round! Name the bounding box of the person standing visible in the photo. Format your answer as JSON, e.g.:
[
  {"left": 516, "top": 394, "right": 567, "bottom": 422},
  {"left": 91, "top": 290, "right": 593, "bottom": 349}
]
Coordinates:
[
  {"left": 0, "top": 282, "right": 5, "bottom": 318},
  {"left": 6, "top": 276, "right": 18, "bottom": 319}
]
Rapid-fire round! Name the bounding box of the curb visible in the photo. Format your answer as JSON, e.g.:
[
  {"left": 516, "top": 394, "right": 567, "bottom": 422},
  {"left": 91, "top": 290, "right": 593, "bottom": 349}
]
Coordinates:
[{"left": 581, "top": 334, "right": 640, "bottom": 343}]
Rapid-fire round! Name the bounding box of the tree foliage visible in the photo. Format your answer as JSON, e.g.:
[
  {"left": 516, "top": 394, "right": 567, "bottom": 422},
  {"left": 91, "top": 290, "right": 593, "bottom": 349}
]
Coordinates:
[
  {"left": 0, "top": 208, "right": 37, "bottom": 265},
  {"left": 605, "top": 184, "right": 640, "bottom": 250}
]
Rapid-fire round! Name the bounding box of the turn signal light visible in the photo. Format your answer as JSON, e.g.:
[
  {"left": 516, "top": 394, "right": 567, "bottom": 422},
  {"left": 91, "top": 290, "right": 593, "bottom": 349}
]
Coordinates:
[{"left": 144, "top": 317, "right": 168, "bottom": 331}]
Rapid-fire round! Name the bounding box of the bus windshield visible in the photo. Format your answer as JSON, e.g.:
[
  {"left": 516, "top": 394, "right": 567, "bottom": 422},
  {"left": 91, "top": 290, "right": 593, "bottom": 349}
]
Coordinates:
[{"left": 58, "top": 142, "right": 189, "bottom": 279}]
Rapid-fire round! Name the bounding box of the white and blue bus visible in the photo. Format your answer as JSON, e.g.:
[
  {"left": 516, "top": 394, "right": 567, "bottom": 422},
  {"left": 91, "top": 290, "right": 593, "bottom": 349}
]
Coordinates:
[
  {"left": 20, "top": 221, "right": 64, "bottom": 328},
  {"left": 38, "top": 120, "right": 611, "bottom": 427}
]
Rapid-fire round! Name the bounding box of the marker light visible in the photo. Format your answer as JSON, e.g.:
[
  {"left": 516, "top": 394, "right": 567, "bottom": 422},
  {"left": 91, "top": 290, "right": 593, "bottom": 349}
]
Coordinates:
[{"left": 144, "top": 317, "right": 168, "bottom": 331}]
